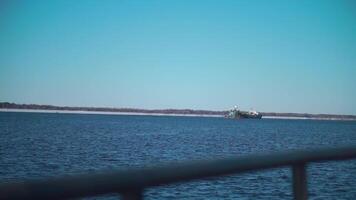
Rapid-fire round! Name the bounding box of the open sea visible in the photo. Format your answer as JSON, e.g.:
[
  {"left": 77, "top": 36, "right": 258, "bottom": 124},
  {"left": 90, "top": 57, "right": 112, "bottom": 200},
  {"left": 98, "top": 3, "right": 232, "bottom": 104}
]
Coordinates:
[{"left": 1, "top": 112, "right": 356, "bottom": 199}]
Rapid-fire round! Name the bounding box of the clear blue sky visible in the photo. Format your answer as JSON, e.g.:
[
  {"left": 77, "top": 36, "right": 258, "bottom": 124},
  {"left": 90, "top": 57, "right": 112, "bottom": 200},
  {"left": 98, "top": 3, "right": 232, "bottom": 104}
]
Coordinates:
[{"left": 1, "top": 0, "right": 355, "bottom": 114}]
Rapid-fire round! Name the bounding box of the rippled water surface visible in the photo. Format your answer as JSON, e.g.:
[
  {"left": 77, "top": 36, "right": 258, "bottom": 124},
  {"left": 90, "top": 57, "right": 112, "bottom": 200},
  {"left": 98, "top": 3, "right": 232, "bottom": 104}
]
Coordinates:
[{"left": 1, "top": 112, "right": 356, "bottom": 199}]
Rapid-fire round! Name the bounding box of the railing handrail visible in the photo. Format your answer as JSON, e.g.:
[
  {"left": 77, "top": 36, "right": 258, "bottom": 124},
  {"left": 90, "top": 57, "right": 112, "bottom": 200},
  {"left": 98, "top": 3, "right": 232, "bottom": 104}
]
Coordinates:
[{"left": 1, "top": 146, "right": 356, "bottom": 200}]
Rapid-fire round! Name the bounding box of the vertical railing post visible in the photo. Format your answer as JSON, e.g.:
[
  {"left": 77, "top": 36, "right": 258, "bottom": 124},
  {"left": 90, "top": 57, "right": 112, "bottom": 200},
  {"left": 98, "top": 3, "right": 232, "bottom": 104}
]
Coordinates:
[
  {"left": 121, "top": 188, "right": 144, "bottom": 200},
  {"left": 292, "top": 163, "right": 307, "bottom": 200}
]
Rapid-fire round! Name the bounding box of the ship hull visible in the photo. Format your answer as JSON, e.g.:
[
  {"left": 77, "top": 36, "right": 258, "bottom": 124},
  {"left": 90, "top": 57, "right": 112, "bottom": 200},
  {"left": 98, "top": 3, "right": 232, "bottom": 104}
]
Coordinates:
[
  {"left": 237, "top": 112, "right": 262, "bottom": 119},
  {"left": 226, "top": 110, "right": 262, "bottom": 119}
]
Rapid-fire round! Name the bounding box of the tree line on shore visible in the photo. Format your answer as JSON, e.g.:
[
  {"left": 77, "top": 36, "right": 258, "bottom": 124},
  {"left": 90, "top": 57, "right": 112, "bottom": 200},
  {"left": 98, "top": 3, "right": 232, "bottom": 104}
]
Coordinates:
[{"left": 1, "top": 102, "right": 355, "bottom": 120}]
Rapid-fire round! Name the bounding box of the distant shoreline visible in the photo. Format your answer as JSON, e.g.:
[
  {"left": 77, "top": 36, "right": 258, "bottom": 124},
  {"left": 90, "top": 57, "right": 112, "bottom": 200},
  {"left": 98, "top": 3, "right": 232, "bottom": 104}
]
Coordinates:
[
  {"left": 0, "top": 108, "right": 354, "bottom": 121},
  {"left": 0, "top": 108, "right": 221, "bottom": 118},
  {"left": 1, "top": 102, "right": 356, "bottom": 121},
  {"left": 261, "top": 115, "right": 356, "bottom": 121}
]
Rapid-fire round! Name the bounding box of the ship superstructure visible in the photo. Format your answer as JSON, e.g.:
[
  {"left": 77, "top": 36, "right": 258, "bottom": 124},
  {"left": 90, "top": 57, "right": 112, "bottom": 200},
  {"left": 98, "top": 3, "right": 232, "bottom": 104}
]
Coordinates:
[{"left": 226, "top": 106, "right": 262, "bottom": 119}]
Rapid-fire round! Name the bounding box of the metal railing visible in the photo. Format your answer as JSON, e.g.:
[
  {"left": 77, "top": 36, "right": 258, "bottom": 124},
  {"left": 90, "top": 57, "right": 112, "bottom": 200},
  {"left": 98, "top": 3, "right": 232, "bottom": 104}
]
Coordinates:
[{"left": 1, "top": 146, "right": 356, "bottom": 200}]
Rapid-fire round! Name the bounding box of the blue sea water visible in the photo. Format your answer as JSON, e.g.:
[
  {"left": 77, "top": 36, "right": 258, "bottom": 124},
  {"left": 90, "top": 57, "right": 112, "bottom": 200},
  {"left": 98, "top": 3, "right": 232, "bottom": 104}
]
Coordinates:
[{"left": 0, "top": 112, "right": 356, "bottom": 199}]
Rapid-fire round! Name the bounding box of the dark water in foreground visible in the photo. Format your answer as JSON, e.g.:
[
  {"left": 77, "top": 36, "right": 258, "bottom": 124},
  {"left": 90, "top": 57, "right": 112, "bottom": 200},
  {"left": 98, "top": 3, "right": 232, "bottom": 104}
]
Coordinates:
[{"left": 1, "top": 112, "right": 356, "bottom": 199}]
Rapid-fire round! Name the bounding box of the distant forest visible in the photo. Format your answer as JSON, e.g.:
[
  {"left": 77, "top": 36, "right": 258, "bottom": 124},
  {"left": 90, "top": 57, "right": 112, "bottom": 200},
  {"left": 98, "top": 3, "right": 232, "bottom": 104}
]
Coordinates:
[{"left": 1, "top": 102, "right": 356, "bottom": 120}]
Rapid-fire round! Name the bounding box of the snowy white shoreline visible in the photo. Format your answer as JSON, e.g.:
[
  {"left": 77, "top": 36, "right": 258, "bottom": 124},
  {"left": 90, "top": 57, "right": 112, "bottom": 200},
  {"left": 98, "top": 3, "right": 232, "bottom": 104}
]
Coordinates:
[
  {"left": 0, "top": 108, "right": 221, "bottom": 118},
  {"left": 261, "top": 116, "right": 355, "bottom": 121},
  {"left": 1, "top": 109, "right": 355, "bottom": 121}
]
